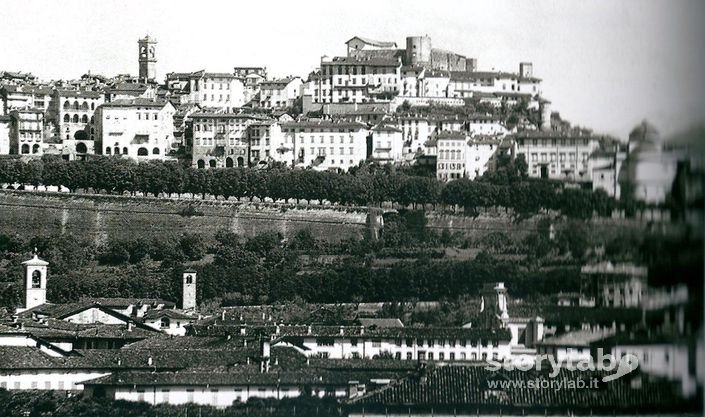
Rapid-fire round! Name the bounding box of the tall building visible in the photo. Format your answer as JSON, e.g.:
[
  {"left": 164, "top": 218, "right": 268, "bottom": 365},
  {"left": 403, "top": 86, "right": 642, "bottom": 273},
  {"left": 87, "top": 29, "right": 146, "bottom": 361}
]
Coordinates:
[{"left": 138, "top": 35, "right": 157, "bottom": 82}]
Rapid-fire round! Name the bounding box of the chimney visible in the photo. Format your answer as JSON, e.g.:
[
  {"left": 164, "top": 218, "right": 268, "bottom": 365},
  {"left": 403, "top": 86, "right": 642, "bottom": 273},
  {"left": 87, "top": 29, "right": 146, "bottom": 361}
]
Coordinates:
[
  {"left": 240, "top": 325, "right": 246, "bottom": 335},
  {"left": 360, "top": 326, "right": 365, "bottom": 335},
  {"left": 147, "top": 356, "right": 153, "bottom": 366},
  {"left": 276, "top": 324, "right": 280, "bottom": 335},
  {"left": 221, "top": 310, "right": 226, "bottom": 321},
  {"left": 340, "top": 326, "right": 344, "bottom": 336},
  {"left": 244, "top": 339, "right": 248, "bottom": 347},
  {"left": 307, "top": 325, "right": 312, "bottom": 335},
  {"left": 127, "top": 322, "right": 133, "bottom": 332}
]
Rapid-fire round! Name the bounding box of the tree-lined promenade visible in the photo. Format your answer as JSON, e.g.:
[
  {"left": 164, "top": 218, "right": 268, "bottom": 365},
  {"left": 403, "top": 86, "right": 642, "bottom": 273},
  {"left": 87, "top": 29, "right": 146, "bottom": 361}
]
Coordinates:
[{"left": 0, "top": 156, "right": 618, "bottom": 220}]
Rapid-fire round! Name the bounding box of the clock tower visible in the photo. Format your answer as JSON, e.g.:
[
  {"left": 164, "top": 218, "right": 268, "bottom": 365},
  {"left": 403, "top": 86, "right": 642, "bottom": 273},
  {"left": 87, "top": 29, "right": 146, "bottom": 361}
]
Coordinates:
[{"left": 138, "top": 35, "right": 157, "bottom": 82}]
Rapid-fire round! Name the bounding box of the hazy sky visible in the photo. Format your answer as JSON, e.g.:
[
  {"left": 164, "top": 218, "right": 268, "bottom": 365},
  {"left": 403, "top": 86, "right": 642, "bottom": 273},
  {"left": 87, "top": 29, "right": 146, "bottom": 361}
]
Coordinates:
[{"left": 1, "top": 0, "right": 704, "bottom": 138}]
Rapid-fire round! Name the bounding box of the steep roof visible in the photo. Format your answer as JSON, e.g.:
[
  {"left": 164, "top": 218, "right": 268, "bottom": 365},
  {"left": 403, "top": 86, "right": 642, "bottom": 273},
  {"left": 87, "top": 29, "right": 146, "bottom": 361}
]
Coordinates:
[
  {"left": 350, "top": 365, "right": 694, "bottom": 412},
  {"left": 346, "top": 36, "right": 398, "bottom": 49}
]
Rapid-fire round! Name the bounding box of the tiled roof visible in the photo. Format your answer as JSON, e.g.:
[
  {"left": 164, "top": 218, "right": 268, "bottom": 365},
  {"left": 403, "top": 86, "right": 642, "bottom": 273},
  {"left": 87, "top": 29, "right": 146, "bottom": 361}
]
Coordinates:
[
  {"left": 371, "top": 124, "right": 402, "bottom": 133},
  {"left": 190, "top": 112, "right": 265, "bottom": 119},
  {"left": 351, "top": 365, "right": 693, "bottom": 412},
  {"left": 281, "top": 121, "right": 368, "bottom": 130},
  {"left": 356, "top": 318, "right": 404, "bottom": 328},
  {"left": 142, "top": 309, "right": 197, "bottom": 321},
  {"left": 536, "top": 329, "right": 614, "bottom": 347},
  {"left": 323, "top": 56, "right": 401, "bottom": 67},
  {"left": 57, "top": 89, "right": 103, "bottom": 98},
  {"left": 101, "top": 98, "right": 167, "bottom": 108},
  {"left": 437, "top": 131, "right": 467, "bottom": 141},
  {"left": 346, "top": 36, "right": 397, "bottom": 49},
  {"left": 81, "top": 297, "right": 176, "bottom": 308}
]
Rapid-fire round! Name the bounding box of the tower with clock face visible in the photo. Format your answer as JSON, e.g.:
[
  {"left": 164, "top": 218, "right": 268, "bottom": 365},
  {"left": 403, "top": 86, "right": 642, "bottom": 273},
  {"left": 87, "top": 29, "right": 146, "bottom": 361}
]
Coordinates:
[{"left": 138, "top": 35, "right": 157, "bottom": 82}]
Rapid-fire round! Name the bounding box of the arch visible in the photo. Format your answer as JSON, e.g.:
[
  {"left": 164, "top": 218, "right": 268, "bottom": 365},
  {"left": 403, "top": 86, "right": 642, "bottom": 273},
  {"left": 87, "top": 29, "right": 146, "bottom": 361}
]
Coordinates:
[
  {"left": 91, "top": 102, "right": 95, "bottom": 110},
  {"left": 21, "top": 144, "right": 29, "bottom": 154},
  {"left": 76, "top": 142, "right": 87, "bottom": 154},
  {"left": 160, "top": 317, "right": 170, "bottom": 329},
  {"left": 185, "top": 275, "right": 193, "bottom": 284},
  {"left": 74, "top": 130, "right": 88, "bottom": 140},
  {"left": 31, "top": 270, "right": 41, "bottom": 288},
  {"left": 73, "top": 101, "right": 79, "bottom": 110},
  {"left": 90, "top": 116, "right": 94, "bottom": 124},
  {"left": 225, "top": 157, "right": 234, "bottom": 168},
  {"left": 32, "top": 144, "right": 40, "bottom": 154},
  {"left": 63, "top": 101, "right": 71, "bottom": 110},
  {"left": 81, "top": 101, "right": 89, "bottom": 110},
  {"left": 197, "top": 159, "right": 205, "bottom": 169},
  {"left": 63, "top": 114, "right": 70, "bottom": 122},
  {"left": 114, "top": 147, "right": 120, "bottom": 155},
  {"left": 137, "top": 147, "right": 148, "bottom": 156},
  {"left": 105, "top": 147, "right": 112, "bottom": 155},
  {"left": 72, "top": 114, "right": 79, "bottom": 123},
  {"left": 236, "top": 157, "right": 244, "bottom": 167},
  {"left": 81, "top": 115, "right": 88, "bottom": 123},
  {"left": 209, "top": 159, "right": 217, "bottom": 168},
  {"left": 90, "top": 127, "right": 95, "bottom": 134},
  {"left": 122, "top": 147, "right": 128, "bottom": 154},
  {"left": 152, "top": 147, "right": 160, "bottom": 155}
]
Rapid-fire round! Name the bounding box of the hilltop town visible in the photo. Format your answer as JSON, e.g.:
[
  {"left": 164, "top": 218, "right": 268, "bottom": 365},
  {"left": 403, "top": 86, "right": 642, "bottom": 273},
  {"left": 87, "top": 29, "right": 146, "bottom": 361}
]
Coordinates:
[{"left": 0, "top": 34, "right": 703, "bottom": 416}]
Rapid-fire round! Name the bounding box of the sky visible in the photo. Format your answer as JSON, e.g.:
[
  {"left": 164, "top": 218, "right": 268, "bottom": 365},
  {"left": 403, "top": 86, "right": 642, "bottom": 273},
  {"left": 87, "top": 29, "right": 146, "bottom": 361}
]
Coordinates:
[{"left": 1, "top": 0, "right": 704, "bottom": 139}]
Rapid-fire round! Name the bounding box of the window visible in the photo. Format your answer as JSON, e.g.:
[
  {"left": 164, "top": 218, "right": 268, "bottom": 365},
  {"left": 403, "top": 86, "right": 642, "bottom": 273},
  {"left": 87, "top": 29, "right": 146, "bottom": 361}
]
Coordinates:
[
  {"left": 137, "top": 147, "right": 148, "bottom": 156},
  {"left": 406, "top": 352, "right": 413, "bottom": 360},
  {"left": 439, "top": 352, "right": 445, "bottom": 360},
  {"left": 160, "top": 318, "right": 170, "bottom": 328},
  {"left": 31, "top": 270, "right": 41, "bottom": 288},
  {"left": 152, "top": 147, "right": 160, "bottom": 155}
]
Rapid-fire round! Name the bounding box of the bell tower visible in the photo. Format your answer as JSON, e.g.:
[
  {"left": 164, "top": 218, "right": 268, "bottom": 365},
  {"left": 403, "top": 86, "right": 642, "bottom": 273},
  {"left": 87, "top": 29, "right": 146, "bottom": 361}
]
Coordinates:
[
  {"left": 21, "top": 253, "right": 49, "bottom": 311},
  {"left": 182, "top": 269, "right": 197, "bottom": 311},
  {"left": 138, "top": 34, "right": 157, "bottom": 83}
]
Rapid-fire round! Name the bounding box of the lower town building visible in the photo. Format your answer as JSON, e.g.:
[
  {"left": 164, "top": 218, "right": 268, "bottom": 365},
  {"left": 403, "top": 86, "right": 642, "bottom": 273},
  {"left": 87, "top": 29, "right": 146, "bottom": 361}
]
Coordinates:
[
  {"left": 280, "top": 120, "right": 369, "bottom": 171},
  {"left": 370, "top": 124, "right": 403, "bottom": 163},
  {"left": 436, "top": 131, "right": 468, "bottom": 181},
  {"left": 191, "top": 112, "right": 265, "bottom": 168},
  {"left": 9, "top": 108, "right": 44, "bottom": 156},
  {"left": 95, "top": 98, "right": 176, "bottom": 160},
  {"left": 515, "top": 130, "right": 600, "bottom": 182}
]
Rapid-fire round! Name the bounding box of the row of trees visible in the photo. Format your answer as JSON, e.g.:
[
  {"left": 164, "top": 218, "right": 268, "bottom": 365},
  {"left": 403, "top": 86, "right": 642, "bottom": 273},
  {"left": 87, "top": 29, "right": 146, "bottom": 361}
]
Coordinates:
[{"left": 0, "top": 156, "right": 617, "bottom": 219}]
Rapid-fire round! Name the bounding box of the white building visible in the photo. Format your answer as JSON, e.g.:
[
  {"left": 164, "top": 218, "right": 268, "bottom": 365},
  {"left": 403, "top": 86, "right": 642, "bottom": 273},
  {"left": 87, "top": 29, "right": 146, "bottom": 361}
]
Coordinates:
[
  {"left": 448, "top": 64, "right": 541, "bottom": 98},
  {"left": 280, "top": 120, "right": 369, "bottom": 171},
  {"left": 436, "top": 131, "right": 468, "bottom": 181},
  {"left": 0, "top": 115, "right": 11, "bottom": 154},
  {"left": 273, "top": 325, "right": 512, "bottom": 362},
  {"left": 247, "top": 119, "right": 285, "bottom": 166},
  {"left": 258, "top": 77, "right": 302, "bottom": 109},
  {"left": 370, "top": 124, "right": 403, "bottom": 163},
  {"left": 166, "top": 71, "right": 245, "bottom": 110},
  {"left": 311, "top": 56, "right": 402, "bottom": 105},
  {"left": 466, "top": 113, "right": 507, "bottom": 136},
  {"left": 95, "top": 98, "right": 176, "bottom": 160},
  {"left": 465, "top": 137, "right": 502, "bottom": 180},
  {"left": 515, "top": 130, "right": 600, "bottom": 182}
]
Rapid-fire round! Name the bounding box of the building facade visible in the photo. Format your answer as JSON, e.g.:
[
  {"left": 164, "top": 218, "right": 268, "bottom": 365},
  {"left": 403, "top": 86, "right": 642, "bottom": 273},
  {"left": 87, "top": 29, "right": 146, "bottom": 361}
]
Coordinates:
[
  {"left": 515, "top": 131, "right": 600, "bottom": 182},
  {"left": 95, "top": 98, "right": 176, "bottom": 160},
  {"left": 280, "top": 121, "right": 369, "bottom": 171}
]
